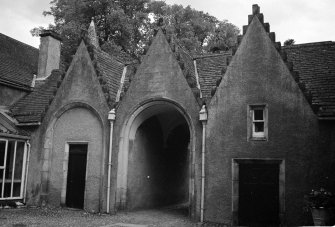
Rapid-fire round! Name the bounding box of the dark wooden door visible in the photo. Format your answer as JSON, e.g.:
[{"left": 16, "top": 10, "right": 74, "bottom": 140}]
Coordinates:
[
  {"left": 66, "top": 144, "right": 87, "bottom": 209},
  {"left": 239, "top": 163, "right": 279, "bottom": 226}
]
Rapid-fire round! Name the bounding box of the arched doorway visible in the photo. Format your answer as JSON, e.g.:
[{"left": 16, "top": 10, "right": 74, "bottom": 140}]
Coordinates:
[
  {"left": 41, "top": 102, "right": 106, "bottom": 213},
  {"left": 116, "top": 100, "right": 194, "bottom": 213}
]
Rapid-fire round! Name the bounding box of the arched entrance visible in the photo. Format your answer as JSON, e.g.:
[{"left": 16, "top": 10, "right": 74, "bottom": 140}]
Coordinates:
[
  {"left": 116, "top": 100, "right": 194, "bottom": 213},
  {"left": 41, "top": 102, "right": 106, "bottom": 212}
]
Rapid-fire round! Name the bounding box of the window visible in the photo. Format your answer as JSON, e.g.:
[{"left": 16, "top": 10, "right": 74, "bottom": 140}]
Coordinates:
[
  {"left": 0, "top": 139, "right": 26, "bottom": 199},
  {"left": 248, "top": 105, "right": 268, "bottom": 140}
]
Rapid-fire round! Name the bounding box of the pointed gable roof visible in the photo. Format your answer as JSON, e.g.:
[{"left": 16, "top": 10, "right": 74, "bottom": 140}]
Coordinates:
[
  {"left": 88, "top": 19, "right": 100, "bottom": 49},
  {"left": 209, "top": 3, "right": 315, "bottom": 116},
  {"left": 129, "top": 28, "right": 201, "bottom": 104},
  {"left": 9, "top": 21, "right": 129, "bottom": 124},
  {"left": 116, "top": 27, "right": 201, "bottom": 109}
]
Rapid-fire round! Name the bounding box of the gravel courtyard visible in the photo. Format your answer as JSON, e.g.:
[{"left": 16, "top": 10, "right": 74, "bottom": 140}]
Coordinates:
[{"left": 0, "top": 207, "right": 197, "bottom": 227}]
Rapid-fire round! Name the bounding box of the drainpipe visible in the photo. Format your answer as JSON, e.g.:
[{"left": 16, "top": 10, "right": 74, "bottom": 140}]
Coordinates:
[
  {"left": 199, "top": 105, "right": 208, "bottom": 223},
  {"left": 107, "top": 108, "right": 116, "bottom": 213},
  {"left": 23, "top": 140, "right": 31, "bottom": 204}
]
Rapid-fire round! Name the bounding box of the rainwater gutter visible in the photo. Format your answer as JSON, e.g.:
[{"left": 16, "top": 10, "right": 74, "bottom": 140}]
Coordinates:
[
  {"left": 199, "top": 105, "right": 208, "bottom": 222},
  {"left": 23, "top": 140, "right": 31, "bottom": 204},
  {"left": 107, "top": 109, "right": 116, "bottom": 213},
  {"left": 17, "top": 122, "right": 41, "bottom": 126}
]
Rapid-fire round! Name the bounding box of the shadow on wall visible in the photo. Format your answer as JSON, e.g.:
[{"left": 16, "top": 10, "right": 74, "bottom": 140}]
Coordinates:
[{"left": 127, "top": 116, "right": 190, "bottom": 210}]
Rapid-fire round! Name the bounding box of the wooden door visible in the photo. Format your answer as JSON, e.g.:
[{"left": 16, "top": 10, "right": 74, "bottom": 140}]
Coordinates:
[
  {"left": 66, "top": 144, "right": 87, "bottom": 209},
  {"left": 239, "top": 163, "right": 279, "bottom": 226}
]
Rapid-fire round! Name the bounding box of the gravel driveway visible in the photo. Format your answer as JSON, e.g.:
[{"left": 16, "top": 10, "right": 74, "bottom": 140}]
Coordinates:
[{"left": 0, "top": 207, "right": 197, "bottom": 227}]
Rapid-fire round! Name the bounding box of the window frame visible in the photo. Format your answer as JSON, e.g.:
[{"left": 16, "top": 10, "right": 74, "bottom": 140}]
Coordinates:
[
  {"left": 0, "top": 138, "right": 27, "bottom": 200},
  {"left": 247, "top": 104, "right": 268, "bottom": 141}
]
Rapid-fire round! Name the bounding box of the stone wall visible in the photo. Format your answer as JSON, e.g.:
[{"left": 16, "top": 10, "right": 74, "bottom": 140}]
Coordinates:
[
  {"left": 112, "top": 29, "right": 202, "bottom": 219},
  {"left": 204, "top": 15, "right": 325, "bottom": 226},
  {"left": 25, "top": 41, "right": 109, "bottom": 213}
]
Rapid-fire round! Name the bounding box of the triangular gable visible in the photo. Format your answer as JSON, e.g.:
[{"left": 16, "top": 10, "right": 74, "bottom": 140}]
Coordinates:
[
  {"left": 47, "top": 41, "right": 109, "bottom": 111},
  {"left": 209, "top": 6, "right": 316, "bottom": 119},
  {"left": 118, "top": 29, "right": 200, "bottom": 107}
]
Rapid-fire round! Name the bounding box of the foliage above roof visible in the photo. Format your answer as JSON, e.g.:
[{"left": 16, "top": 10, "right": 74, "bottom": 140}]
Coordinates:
[
  {"left": 0, "top": 33, "right": 38, "bottom": 90},
  {"left": 3, "top": 4, "right": 335, "bottom": 125},
  {"left": 33, "top": 0, "right": 239, "bottom": 69}
]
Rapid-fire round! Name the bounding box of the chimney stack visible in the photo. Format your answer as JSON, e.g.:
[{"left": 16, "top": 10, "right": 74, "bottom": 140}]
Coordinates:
[{"left": 37, "top": 30, "right": 61, "bottom": 79}]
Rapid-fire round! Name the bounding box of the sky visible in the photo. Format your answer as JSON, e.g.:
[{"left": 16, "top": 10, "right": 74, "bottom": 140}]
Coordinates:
[{"left": 0, "top": 0, "right": 334, "bottom": 48}]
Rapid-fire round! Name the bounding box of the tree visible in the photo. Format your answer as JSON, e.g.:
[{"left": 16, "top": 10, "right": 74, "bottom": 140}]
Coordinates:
[
  {"left": 148, "top": 2, "right": 239, "bottom": 53},
  {"left": 205, "top": 20, "right": 240, "bottom": 52},
  {"left": 284, "top": 38, "right": 295, "bottom": 46},
  {"left": 32, "top": 0, "right": 240, "bottom": 65}
]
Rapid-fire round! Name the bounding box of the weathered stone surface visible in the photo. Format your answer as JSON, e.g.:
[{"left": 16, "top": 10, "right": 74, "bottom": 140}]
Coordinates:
[{"left": 205, "top": 15, "right": 327, "bottom": 225}]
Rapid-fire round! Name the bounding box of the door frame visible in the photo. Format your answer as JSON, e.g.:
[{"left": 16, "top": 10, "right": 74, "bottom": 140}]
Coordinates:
[
  {"left": 232, "top": 158, "right": 285, "bottom": 226},
  {"left": 61, "top": 142, "right": 89, "bottom": 207}
]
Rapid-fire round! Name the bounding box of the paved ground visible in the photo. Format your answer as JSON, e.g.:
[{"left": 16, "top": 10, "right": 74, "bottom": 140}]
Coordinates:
[{"left": 0, "top": 207, "right": 197, "bottom": 227}]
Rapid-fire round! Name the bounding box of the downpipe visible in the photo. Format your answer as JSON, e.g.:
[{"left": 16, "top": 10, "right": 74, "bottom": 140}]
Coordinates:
[
  {"left": 199, "top": 105, "right": 208, "bottom": 223},
  {"left": 23, "top": 140, "right": 31, "bottom": 204},
  {"left": 107, "top": 109, "right": 116, "bottom": 213}
]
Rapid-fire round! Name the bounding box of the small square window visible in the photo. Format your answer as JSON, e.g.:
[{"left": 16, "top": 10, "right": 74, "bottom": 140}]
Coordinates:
[{"left": 248, "top": 105, "right": 268, "bottom": 140}]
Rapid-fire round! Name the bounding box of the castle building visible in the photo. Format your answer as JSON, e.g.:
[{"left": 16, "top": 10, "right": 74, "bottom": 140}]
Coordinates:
[{"left": 0, "top": 4, "right": 334, "bottom": 226}]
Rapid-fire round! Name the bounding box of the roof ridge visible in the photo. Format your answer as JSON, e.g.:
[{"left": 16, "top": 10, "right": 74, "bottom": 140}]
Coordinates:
[
  {"left": 0, "top": 32, "right": 38, "bottom": 51},
  {"left": 0, "top": 78, "right": 33, "bottom": 90},
  {"left": 283, "top": 41, "right": 335, "bottom": 48}
]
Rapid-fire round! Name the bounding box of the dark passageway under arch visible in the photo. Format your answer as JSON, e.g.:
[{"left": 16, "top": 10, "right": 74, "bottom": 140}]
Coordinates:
[{"left": 127, "top": 110, "right": 190, "bottom": 211}]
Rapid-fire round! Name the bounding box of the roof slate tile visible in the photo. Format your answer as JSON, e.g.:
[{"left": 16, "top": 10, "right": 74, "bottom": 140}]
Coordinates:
[
  {"left": 0, "top": 33, "right": 38, "bottom": 89},
  {"left": 195, "top": 51, "right": 232, "bottom": 102},
  {"left": 283, "top": 41, "right": 335, "bottom": 117},
  {"left": 10, "top": 70, "right": 63, "bottom": 123}
]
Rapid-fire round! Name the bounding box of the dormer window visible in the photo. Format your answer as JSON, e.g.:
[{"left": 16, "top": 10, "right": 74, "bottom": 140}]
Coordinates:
[{"left": 248, "top": 105, "right": 268, "bottom": 140}]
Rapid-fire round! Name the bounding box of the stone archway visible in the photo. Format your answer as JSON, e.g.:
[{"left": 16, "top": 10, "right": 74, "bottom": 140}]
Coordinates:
[{"left": 116, "top": 99, "right": 195, "bottom": 212}]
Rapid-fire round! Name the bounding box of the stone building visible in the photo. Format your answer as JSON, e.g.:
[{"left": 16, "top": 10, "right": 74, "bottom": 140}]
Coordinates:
[{"left": 0, "top": 4, "right": 334, "bottom": 226}]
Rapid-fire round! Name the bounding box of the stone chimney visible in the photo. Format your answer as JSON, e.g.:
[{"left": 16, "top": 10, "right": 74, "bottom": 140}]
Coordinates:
[{"left": 37, "top": 30, "right": 61, "bottom": 79}]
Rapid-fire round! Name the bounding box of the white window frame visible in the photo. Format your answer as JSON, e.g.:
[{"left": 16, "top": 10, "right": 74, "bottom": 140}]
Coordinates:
[
  {"left": 248, "top": 105, "right": 268, "bottom": 141},
  {"left": 0, "top": 139, "right": 27, "bottom": 200}
]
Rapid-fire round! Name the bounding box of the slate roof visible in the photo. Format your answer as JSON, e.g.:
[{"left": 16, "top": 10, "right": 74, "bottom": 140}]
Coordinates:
[
  {"left": 3, "top": 28, "right": 335, "bottom": 124},
  {"left": 9, "top": 44, "right": 128, "bottom": 124},
  {"left": 5, "top": 21, "right": 129, "bottom": 124},
  {"left": 174, "top": 44, "right": 197, "bottom": 87},
  {"left": 194, "top": 51, "right": 232, "bottom": 102},
  {"left": 0, "top": 33, "right": 38, "bottom": 90},
  {"left": 10, "top": 70, "right": 63, "bottom": 123},
  {"left": 93, "top": 48, "right": 125, "bottom": 104},
  {"left": 283, "top": 42, "right": 335, "bottom": 118}
]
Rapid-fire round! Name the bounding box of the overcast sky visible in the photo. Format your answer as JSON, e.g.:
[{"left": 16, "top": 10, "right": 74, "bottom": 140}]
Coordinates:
[{"left": 0, "top": 0, "right": 334, "bottom": 48}]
